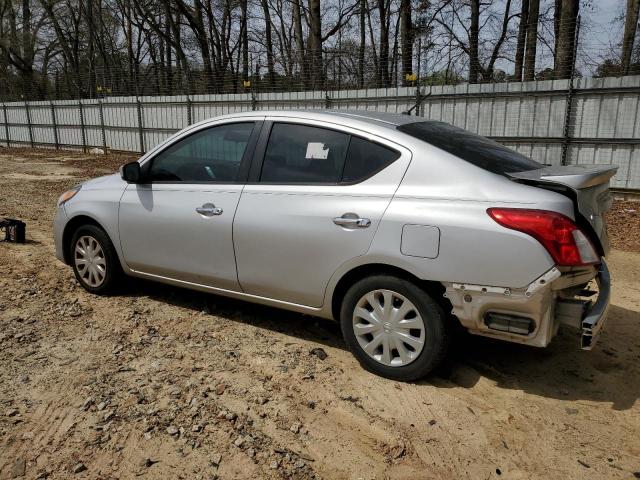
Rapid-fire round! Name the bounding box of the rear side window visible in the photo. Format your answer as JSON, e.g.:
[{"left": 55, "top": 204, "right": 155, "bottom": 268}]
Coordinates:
[
  {"left": 397, "top": 121, "right": 541, "bottom": 175},
  {"left": 261, "top": 123, "right": 349, "bottom": 183},
  {"left": 342, "top": 136, "right": 400, "bottom": 183},
  {"left": 260, "top": 123, "right": 401, "bottom": 184}
]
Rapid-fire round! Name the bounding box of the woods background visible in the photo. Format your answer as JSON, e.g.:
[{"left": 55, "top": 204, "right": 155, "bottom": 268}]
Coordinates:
[{"left": 0, "top": 0, "right": 639, "bottom": 100}]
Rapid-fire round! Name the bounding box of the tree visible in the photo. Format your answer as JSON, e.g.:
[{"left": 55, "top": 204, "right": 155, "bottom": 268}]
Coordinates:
[
  {"left": 523, "top": 0, "right": 539, "bottom": 81},
  {"left": 554, "top": 0, "right": 579, "bottom": 79},
  {"left": 468, "top": 0, "right": 479, "bottom": 83},
  {"left": 513, "top": 0, "right": 529, "bottom": 81},
  {"left": 622, "top": 0, "right": 640, "bottom": 75},
  {"left": 400, "top": 0, "right": 413, "bottom": 85}
]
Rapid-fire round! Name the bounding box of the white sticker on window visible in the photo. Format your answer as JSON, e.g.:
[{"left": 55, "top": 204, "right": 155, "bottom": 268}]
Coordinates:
[{"left": 305, "top": 142, "right": 329, "bottom": 159}]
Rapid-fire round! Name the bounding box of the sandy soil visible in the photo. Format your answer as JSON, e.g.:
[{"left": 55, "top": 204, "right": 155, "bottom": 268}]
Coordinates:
[{"left": 0, "top": 147, "right": 639, "bottom": 480}]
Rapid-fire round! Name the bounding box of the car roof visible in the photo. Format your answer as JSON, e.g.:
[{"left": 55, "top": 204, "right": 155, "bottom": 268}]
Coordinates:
[{"left": 214, "top": 109, "right": 430, "bottom": 131}]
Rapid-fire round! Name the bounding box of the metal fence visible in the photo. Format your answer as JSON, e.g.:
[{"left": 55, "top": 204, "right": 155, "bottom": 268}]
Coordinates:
[{"left": 1, "top": 75, "right": 640, "bottom": 190}]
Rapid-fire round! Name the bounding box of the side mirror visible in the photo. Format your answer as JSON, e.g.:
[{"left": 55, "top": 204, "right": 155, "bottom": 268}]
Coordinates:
[{"left": 120, "top": 161, "right": 142, "bottom": 183}]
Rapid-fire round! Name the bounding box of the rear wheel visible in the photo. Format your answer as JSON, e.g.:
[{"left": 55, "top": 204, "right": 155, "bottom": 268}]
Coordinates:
[
  {"left": 340, "top": 275, "right": 450, "bottom": 381},
  {"left": 70, "top": 224, "right": 122, "bottom": 295}
]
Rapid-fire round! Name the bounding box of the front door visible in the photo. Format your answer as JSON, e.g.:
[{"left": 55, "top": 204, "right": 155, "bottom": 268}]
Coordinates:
[
  {"left": 118, "top": 121, "right": 259, "bottom": 290},
  {"left": 233, "top": 120, "right": 410, "bottom": 307}
]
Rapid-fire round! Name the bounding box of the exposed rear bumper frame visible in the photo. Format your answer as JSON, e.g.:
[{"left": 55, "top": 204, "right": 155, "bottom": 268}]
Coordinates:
[{"left": 580, "top": 259, "right": 611, "bottom": 350}]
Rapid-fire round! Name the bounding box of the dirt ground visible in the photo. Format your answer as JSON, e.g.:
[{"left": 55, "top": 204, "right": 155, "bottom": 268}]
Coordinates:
[{"left": 0, "top": 147, "right": 639, "bottom": 480}]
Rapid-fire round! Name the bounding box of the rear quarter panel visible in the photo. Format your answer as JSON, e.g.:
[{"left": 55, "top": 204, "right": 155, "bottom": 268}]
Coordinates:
[{"left": 331, "top": 136, "right": 577, "bottom": 291}]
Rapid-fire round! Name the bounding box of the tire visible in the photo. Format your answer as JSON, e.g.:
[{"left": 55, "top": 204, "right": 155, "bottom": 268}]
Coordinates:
[
  {"left": 70, "top": 224, "right": 122, "bottom": 295},
  {"left": 340, "top": 275, "right": 450, "bottom": 381}
]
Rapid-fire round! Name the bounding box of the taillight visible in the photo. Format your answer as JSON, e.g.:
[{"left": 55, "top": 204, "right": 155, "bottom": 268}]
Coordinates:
[{"left": 487, "top": 208, "right": 599, "bottom": 266}]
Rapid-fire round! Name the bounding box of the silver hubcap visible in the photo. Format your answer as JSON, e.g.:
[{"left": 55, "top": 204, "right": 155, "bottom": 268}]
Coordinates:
[
  {"left": 74, "top": 235, "right": 106, "bottom": 288},
  {"left": 352, "top": 289, "right": 425, "bottom": 367}
]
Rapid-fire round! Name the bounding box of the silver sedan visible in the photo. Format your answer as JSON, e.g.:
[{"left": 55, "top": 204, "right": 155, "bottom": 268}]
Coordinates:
[{"left": 54, "top": 110, "right": 614, "bottom": 380}]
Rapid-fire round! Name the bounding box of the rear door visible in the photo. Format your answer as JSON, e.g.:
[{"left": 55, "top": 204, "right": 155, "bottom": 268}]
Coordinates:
[
  {"left": 233, "top": 119, "right": 411, "bottom": 307},
  {"left": 118, "top": 120, "right": 261, "bottom": 290}
]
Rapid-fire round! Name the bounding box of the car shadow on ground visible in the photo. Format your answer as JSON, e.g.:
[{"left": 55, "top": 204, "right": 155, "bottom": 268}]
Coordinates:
[
  {"left": 432, "top": 304, "right": 640, "bottom": 411},
  {"left": 125, "top": 279, "right": 640, "bottom": 411}
]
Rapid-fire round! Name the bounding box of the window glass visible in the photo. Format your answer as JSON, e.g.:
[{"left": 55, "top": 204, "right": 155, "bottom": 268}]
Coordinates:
[
  {"left": 397, "top": 121, "right": 542, "bottom": 175},
  {"left": 260, "top": 123, "right": 349, "bottom": 183},
  {"left": 149, "top": 122, "right": 254, "bottom": 182},
  {"left": 342, "top": 136, "right": 400, "bottom": 183}
]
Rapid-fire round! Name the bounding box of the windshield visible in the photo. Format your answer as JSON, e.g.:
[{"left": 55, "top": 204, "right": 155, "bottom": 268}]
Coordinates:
[{"left": 397, "top": 121, "right": 542, "bottom": 175}]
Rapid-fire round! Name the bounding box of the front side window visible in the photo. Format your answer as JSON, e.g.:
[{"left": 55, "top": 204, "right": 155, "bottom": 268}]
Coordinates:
[
  {"left": 149, "top": 122, "right": 254, "bottom": 182},
  {"left": 260, "top": 123, "right": 350, "bottom": 183}
]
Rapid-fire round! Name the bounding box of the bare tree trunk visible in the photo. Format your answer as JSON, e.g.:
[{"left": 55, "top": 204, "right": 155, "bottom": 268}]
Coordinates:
[
  {"left": 523, "top": 0, "right": 539, "bottom": 81},
  {"left": 125, "top": 3, "right": 135, "bottom": 92},
  {"left": 622, "top": 0, "right": 640, "bottom": 74},
  {"left": 241, "top": 0, "right": 249, "bottom": 80},
  {"left": 308, "top": 0, "right": 323, "bottom": 89},
  {"left": 86, "top": 0, "right": 96, "bottom": 97},
  {"left": 378, "top": 0, "right": 390, "bottom": 87},
  {"left": 514, "top": 0, "right": 529, "bottom": 81},
  {"left": 165, "top": 2, "right": 173, "bottom": 94},
  {"left": 400, "top": 0, "right": 413, "bottom": 85},
  {"left": 366, "top": 0, "right": 379, "bottom": 84},
  {"left": 554, "top": 0, "right": 579, "bottom": 79},
  {"left": 468, "top": 0, "right": 480, "bottom": 83},
  {"left": 261, "top": 0, "right": 276, "bottom": 88},
  {"left": 554, "top": 0, "right": 561, "bottom": 61},
  {"left": 292, "top": 0, "right": 306, "bottom": 87},
  {"left": 358, "top": 0, "right": 366, "bottom": 87},
  {"left": 20, "top": 0, "right": 36, "bottom": 97}
]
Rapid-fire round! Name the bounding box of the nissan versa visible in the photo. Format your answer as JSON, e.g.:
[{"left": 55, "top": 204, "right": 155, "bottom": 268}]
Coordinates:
[{"left": 53, "top": 111, "right": 615, "bottom": 381}]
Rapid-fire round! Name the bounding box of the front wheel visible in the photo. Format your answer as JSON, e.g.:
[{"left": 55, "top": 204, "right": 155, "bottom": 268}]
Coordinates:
[
  {"left": 70, "top": 224, "right": 122, "bottom": 295},
  {"left": 340, "top": 275, "right": 450, "bottom": 381}
]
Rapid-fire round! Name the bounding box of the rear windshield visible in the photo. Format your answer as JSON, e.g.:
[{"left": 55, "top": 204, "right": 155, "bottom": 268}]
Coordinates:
[{"left": 397, "top": 121, "right": 542, "bottom": 175}]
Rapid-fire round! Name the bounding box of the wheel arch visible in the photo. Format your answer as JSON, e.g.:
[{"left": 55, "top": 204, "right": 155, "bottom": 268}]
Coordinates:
[
  {"left": 61, "top": 215, "right": 110, "bottom": 265},
  {"left": 330, "top": 263, "right": 450, "bottom": 321}
]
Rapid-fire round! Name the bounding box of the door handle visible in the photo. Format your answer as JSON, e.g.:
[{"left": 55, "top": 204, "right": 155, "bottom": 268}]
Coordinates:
[
  {"left": 333, "top": 214, "right": 371, "bottom": 228},
  {"left": 196, "top": 203, "right": 223, "bottom": 217}
]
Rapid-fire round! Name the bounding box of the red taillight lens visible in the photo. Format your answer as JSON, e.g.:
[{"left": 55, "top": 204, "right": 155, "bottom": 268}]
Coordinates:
[{"left": 487, "top": 208, "right": 599, "bottom": 266}]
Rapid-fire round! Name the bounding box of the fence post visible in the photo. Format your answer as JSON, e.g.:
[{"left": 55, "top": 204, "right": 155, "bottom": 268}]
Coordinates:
[
  {"left": 78, "top": 100, "right": 87, "bottom": 153},
  {"left": 2, "top": 103, "right": 9, "bottom": 147},
  {"left": 25, "top": 101, "right": 34, "bottom": 148},
  {"left": 186, "top": 95, "right": 192, "bottom": 126},
  {"left": 561, "top": 15, "right": 581, "bottom": 166},
  {"left": 50, "top": 102, "right": 59, "bottom": 149},
  {"left": 98, "top": 100, "right": 107, "bottom": 153},
  {"left": 136, "top": 97, "right": 145, "bottom": 154}
]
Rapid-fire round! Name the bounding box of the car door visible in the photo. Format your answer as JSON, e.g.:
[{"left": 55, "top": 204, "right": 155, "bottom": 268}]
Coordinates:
[
  {"left": 233, "top": 119, "right": 411, "bottom": 307},
  {"left": 118, "top": 120, "right": 261, "bottom": 290}
]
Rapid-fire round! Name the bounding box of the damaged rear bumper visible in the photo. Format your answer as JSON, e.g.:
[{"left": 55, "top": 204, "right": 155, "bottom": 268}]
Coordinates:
[
  {"left": 556, "top": 260, "right": 611, "bottom": 350},
  {"left": 443, "top": 259, "right": 610, "bottom": 349}
]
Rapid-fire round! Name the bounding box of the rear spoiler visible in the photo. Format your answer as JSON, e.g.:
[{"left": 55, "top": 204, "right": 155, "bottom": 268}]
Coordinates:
[{"left": 507, "top": 165, "right": 617, "bottom": 189}]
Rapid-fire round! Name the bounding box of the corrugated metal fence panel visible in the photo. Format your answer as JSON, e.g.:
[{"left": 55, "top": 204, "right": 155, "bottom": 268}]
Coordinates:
[
  {"left": 103, "top": 97, "right": 139, "bottom": 152},
  {"left": 28, "top": 101, "right": 54, "bottom": 146},
  {"left": 191, "top": 93, "right": 253, "bottom": 121},
  {"left": 53, "top": 100, "right": 81, "bottom": 148},
  {"left": 6, "top": 104, "right": 30, "bottom": 145},
  {"left": 0, "top": 106, "right": 6, "bottom": 143},
  {"left": 1, "top": 76, "right": 640, "bottom": 188},
  {"left": 140, "top": 95, "right": 186, "bottom": 150},
  {"left": 257, "top": 91, "right": 324, "bottom": 111},
  {"left": 81, "top": 100, "right": 103, "bottom": 148}
]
